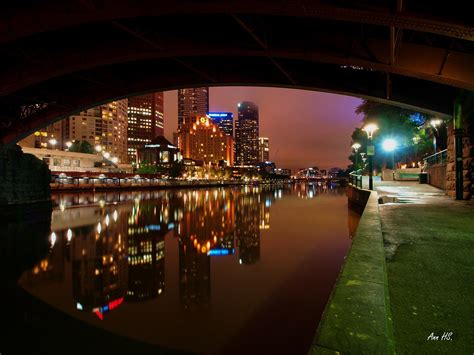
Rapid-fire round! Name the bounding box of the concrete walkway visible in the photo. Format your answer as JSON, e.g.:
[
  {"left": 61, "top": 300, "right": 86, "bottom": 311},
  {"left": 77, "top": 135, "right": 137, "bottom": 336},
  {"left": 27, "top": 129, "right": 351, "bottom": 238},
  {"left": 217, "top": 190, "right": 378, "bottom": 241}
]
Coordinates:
[{"left": 375, "top": 181, "right": 474, "bottom": 353}]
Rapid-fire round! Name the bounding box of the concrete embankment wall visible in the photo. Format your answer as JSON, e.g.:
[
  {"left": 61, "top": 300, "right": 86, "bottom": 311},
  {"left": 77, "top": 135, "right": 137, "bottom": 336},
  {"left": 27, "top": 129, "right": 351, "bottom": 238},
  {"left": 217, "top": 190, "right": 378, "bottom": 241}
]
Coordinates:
[
  {"left": 0, "top": 145, "right": 51, "bottom": 207},
  {"left": 309, "top": 185, "right": 395, "bottom": 354},
  {"left": 426, "top": 164, "right": 447, "bottom": 190}
]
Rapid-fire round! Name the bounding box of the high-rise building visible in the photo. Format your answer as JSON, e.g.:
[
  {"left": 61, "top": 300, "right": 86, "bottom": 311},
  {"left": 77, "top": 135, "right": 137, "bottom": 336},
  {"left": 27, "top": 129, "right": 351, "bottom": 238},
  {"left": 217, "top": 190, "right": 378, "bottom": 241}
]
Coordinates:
[
  {"left": 127, "top": 92, "right": 164, "bottom": 164},
  {"left": 177, "top": 115, "right": 234, "bottom": 166},
  {"left": 258, "top": 137, "right": 270, "bottom": 162},
  {"left": 18, "top": 121, "right": 64, "bottom": 150},
  {"left": 207, "top": 112, "right": 234, "bottom": 136},
  {"left": 235, "top": 102, "right": 259, "bottom": 166},
  {"left": 64, "top": 100, "right": 128, "bottom": 163},
  {"left": 177, "top": 88, "right": 209, "bottom": 130}
]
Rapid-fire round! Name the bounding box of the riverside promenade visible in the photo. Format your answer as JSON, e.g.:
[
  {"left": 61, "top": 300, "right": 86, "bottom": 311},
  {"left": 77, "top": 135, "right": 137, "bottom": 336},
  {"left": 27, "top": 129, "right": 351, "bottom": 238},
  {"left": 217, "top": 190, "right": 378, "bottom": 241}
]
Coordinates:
[
  {"left": 311, "top": 180, "right": 474, "bottom": 354},
  {"left": 375, "top": 181, "right": 474, "bottom": 353}
]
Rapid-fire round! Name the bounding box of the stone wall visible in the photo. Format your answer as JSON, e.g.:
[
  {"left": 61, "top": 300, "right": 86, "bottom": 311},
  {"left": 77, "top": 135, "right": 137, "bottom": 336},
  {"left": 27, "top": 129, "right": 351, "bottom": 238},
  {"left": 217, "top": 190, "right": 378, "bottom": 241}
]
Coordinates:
[
  {"left": 0, "top": 144, "right": 51, "bottom": 206},
  {"left": 446, "top": 94, "right": 474, "bottom": 200},
  {"left": 426, "top": 164, "right": 447, "bottom": 190}
]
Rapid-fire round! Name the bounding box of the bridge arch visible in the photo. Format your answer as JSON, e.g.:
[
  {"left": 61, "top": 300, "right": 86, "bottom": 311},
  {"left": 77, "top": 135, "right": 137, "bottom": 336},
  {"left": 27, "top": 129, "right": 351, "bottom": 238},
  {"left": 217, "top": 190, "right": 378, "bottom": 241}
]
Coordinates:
[{"left": 1, "top": 0, "right": 472, "bottom": 143}]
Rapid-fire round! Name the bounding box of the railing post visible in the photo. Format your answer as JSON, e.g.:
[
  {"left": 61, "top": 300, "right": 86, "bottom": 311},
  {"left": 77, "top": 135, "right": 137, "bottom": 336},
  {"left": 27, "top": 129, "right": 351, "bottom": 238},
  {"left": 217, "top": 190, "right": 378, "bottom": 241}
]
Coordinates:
[{"left": 454, "top": 98, "right": 464, "bottom": 200}]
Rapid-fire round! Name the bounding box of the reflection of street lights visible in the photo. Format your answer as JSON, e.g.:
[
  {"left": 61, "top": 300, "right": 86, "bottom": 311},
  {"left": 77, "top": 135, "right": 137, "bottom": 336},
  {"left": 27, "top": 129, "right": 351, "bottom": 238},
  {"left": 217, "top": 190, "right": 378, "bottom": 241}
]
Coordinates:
[
  {"left": 430, "top": 119, "right": 443, "bottom": 153},
  {"left": 382, "top": 138, "right": 397, "bottom": 170},
  {"left": 362, "top": 123, "right": 378, "bottom": 190},
  {"left": 352, "top": 143, "right": 361, "bottom": 169}
]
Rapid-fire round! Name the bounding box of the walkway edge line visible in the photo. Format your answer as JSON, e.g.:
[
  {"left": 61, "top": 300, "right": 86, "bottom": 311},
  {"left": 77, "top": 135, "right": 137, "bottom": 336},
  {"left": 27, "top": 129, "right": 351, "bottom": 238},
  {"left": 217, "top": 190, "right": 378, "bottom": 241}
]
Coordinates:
[{"left": 309, "top": 188, "right": 395, "bottom": 354}]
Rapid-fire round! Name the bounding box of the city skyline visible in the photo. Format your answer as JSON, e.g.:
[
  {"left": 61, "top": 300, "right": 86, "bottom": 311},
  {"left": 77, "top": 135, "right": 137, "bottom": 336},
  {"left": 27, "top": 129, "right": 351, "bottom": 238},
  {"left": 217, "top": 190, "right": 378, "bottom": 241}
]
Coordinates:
[{"left": 165, "top": 87, "right": 363, "bottom": 171}]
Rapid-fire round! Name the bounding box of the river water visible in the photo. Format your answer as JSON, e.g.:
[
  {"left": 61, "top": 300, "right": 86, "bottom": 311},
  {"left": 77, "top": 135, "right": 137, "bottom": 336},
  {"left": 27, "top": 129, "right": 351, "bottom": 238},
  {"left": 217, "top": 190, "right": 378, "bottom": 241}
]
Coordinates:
[{"left": 8, "top": 183, "right": 357, "bottom": 354}]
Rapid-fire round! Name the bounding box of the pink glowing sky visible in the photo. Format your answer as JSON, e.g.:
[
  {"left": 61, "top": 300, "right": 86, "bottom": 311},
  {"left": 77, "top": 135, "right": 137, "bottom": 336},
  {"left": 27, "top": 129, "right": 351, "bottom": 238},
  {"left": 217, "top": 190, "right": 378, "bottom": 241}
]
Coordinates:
[{"left": 164, "top": 87, "right": 363, "bottom": 171}]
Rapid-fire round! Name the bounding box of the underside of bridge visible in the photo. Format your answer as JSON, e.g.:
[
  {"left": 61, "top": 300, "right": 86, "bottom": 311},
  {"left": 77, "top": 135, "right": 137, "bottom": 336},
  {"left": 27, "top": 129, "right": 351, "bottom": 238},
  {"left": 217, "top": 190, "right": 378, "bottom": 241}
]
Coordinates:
[{"left": 0, "top": 0, "right": 473, "bottom": 144}]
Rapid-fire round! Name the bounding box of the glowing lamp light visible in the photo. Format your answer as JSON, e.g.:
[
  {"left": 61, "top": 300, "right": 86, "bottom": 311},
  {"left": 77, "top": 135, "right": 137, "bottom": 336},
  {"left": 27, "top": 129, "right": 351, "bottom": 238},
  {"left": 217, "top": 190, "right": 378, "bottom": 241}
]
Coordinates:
[
  {"left": 95, "top": 145, "right": 102, "bottom": 152},
  {"left": 48, "top": 138, "right": 57, "bottom": 146},
  {"left": 430, "top": 119, "right": 443, "bottom": 127},
  {"left": 65, "top": 141, "right": 73, "bottom": 148},
  {"left": 103, "top": 152, "right": 111, "bottom": 159},
  {"left": 67, "top": 228, "right": 73, "bottom": 242},
  {"left": 362, "top": 123, "right": 378, "bottom": 139},
  {"left": 111, "top": 157, "right": 119, "bottom": 164},
  {"left": 352, "top": 142, "right": 361, "bottom": 151},
  {"left": 382, "top": 138, "right": 397, "bottom": 152}
]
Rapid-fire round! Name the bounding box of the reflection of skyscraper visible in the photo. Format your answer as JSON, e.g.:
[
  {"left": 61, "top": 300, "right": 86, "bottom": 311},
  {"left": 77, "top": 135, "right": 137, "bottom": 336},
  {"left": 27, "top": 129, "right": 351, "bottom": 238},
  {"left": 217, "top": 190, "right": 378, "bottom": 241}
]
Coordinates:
[
  {"left": 235, "top": 191, "right": 261, "bottom": 264},
  {"left": 235, "top": 102, "right": 259, "bottom": 166},
  {"left": 179, "top": 239, "right": 211, "bottom": 309},
  {"left": 71, "top": 210, "right": 128, "bottom": 319},
  {"left": 176, "top": 189, "right": 235, "bottom": 308},
  {"left": 178, "top": 87, "right": 209, "bottom": 130},
  {"left": 126, "top": 196, "right": 181, "bottom": 301}
]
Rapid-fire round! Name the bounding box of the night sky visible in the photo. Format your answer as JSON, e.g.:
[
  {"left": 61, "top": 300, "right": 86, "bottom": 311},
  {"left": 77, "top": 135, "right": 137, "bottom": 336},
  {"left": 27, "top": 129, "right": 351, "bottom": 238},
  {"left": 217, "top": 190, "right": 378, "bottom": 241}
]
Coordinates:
[{"left": 164, "top": 87, "right": 363, "bottom": 172}]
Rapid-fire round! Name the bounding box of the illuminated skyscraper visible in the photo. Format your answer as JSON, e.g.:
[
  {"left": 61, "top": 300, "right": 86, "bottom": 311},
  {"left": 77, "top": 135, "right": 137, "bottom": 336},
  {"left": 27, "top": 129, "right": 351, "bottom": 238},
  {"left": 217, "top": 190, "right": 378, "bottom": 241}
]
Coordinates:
[
  {"left": 178, "top": 116, "right": 234, "bottom": 166},
  {"left": 127, "top": 92, "right": 164, "bottom": 164},
  {"left": 235, "top": 102, "right": 259, "bottom": 166},
  {"left": 178, "top": 87, "right": 209, "bottom": 130},
  {"left": 258, "top": 137, "right": 270, "bottom": 162},
  {"left": 64, "top": 100, "right": 128, "bottom": 163},
  {"left": 207, "top": 112, "right": 234, "bottom": 136}
]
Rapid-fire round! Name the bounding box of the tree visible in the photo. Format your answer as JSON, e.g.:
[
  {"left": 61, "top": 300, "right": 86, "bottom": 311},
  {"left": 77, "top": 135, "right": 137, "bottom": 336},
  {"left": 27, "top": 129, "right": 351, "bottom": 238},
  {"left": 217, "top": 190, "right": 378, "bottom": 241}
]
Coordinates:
[
  {"left": 169, "top": 161, "right": 185, "bottom": 178},
  {"left": 349, "top": 100, "right": 436, "bottom": 171},
  {"left": 136, "top": 161, "right": 157, "bottom": 174},
  {"left": 69, "top": 140, "right": 94, "bottom": 154}
]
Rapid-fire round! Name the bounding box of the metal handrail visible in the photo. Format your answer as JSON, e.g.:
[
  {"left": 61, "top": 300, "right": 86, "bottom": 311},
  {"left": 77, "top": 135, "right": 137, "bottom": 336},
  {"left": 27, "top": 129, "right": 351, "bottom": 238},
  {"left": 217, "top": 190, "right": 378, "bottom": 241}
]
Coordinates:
[
  {"left": 423, "top": 149, "right": 447, "bottom": 168},
  {"left": 349, "top": 169, "right": 363, "bottom": 189}
]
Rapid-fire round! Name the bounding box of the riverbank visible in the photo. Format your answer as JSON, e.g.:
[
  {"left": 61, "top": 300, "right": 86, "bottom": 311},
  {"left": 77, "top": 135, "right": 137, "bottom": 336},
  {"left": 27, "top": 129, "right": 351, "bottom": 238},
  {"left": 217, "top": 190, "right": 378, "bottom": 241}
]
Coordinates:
[
  {"left": 310, "top": 186, "right": 395, "bottom": 354},
  {"left": 376, "top": 181, "right": 474, "bottom": 353}
]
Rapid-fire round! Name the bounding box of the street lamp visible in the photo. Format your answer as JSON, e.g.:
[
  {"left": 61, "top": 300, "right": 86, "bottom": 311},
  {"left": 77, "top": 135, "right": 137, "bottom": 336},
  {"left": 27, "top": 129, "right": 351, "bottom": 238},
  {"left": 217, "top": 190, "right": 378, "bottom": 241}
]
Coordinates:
[
  {"left": 65, "top": 141, "right": 72, "bottom": 150},
  {"left": 382, "top": 138, "right": 397, "bottom": 170},
  {"left": 103, "top": 152, "right": 111, "bottom": 159},
  {"left": 95, "top": 145, "right": 103, "bottom": 153},
  {"left": 430, "top": 119, "right": 443, "bottom": 153},
  {"left": 362, "top": 123, "right": 379, "bottom": 190},
  {"left": 48, "top": 138, "right": 57, "bottom": 149},
  {"left": 352, "top": 143, "right": 361, "bottom": 169}
]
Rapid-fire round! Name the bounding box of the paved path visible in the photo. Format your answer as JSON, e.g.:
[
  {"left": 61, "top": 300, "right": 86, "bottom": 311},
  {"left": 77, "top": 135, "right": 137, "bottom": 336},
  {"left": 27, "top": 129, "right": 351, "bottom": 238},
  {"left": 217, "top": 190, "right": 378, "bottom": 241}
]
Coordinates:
[{"left": 375, "top": 181, "right": 474, "bottom": 353}]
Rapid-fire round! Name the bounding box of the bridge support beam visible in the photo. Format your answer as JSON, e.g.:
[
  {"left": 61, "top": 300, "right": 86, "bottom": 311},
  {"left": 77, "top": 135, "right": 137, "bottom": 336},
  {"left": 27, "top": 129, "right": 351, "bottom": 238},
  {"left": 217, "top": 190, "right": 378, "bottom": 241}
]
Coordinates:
[
  {"left": 446, "top": 93, "right": 474, "bottom": 200},
  {"left": 0, "top": 144, "right": 51, "bottom": 207}
]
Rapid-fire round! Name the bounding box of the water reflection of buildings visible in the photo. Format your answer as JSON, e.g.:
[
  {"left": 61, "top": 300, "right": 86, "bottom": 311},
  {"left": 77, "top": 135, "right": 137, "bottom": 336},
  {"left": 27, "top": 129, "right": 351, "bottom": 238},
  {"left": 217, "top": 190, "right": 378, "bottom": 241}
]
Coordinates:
[
  {"left": 236, "top": 193, "right": 259, "bottom": 265},
  {"left": 126, "top": 195, "right": 182, "bottom": 302},
  {"left": 22, "top": 186, "right": 284, "bottom": 315},
  {"left": 177, "top": 189, "right": 235, "bottom": 309},
  {"left": 72, "top": 209, "right": 128, "bottom": 319}
]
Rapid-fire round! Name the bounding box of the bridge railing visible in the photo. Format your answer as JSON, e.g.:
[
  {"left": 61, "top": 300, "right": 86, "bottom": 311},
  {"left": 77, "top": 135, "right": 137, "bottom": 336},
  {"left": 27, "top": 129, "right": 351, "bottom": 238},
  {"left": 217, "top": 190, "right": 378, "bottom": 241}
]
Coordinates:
[
  {"left": 349, "top": 169, "right": 363, "bottom": 189},
  {"left": 423, "top": 149, "right": 447, "bottom": 168}
]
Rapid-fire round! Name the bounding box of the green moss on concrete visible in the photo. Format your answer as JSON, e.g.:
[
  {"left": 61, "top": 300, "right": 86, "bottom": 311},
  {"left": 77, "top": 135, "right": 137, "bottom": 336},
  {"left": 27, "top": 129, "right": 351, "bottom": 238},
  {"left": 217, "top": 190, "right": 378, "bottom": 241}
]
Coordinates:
[
  {"left": 310, "top": 192, "right": 395, "bottom": 354},
  {"left": 380, "top": 201, "right": 474, "bottom": 353}
]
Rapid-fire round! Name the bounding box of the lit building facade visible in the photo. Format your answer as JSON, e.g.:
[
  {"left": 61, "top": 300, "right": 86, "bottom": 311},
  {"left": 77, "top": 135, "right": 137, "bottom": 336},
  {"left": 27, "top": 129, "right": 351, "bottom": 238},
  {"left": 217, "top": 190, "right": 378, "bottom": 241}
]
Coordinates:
[
  {"left": 64, "top": 100, "right": 128, "bottom": 163},
  {"left": 178, "top": 87, "right": 209, "bottom": 130},
  {"left": 235, "top": 102, "right": 259, "bottom": 166},
  {"left": 138, "top": 136, "right": 181, "bottom": 169},
  {"left": 18, "top": 121, "right": 64, "bottom": 150},
  {"left": 177, "top": 116, "right": 234, "bottom": 166},
  {"left": 258, "top": 137, "right": 270, "bottom": 162},
  {"left": 207, "top": 112, "right": 234, "bottom": 136},
  {"left": 127, "top": 92, "right": 164, "bottom": 164}
]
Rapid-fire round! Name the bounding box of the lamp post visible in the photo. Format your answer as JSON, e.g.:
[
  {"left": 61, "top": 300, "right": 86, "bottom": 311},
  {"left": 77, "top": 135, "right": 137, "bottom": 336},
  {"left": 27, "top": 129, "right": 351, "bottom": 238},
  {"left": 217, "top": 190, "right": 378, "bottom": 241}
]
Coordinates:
[
  {"left": 382, "top": 138, "right": 397, "bottom": 173},
  {"left": 430, "top": 119, "right": 442, "bottom": 153},
  {"left": 352, "top": 143, "right": 361, "bottom": 170},
  {"left": 362, "top": 123, "right": 378, "bottom": 190}
]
